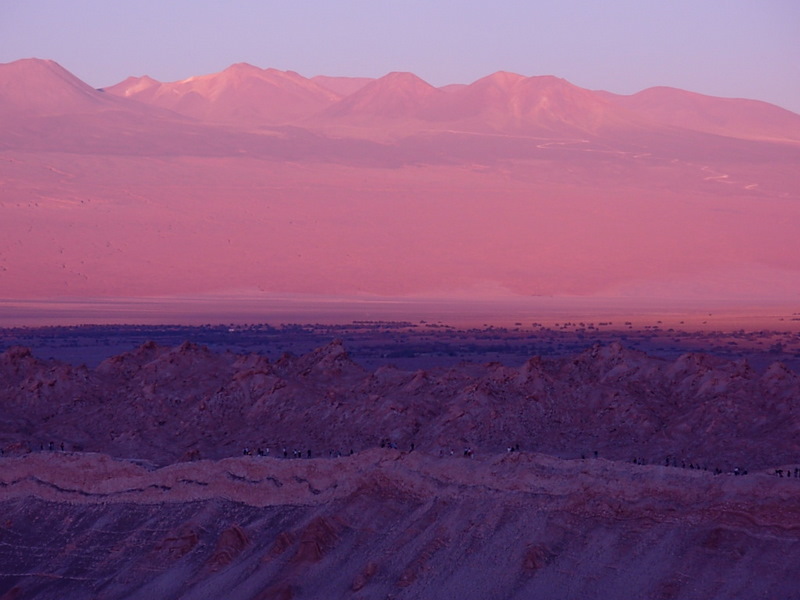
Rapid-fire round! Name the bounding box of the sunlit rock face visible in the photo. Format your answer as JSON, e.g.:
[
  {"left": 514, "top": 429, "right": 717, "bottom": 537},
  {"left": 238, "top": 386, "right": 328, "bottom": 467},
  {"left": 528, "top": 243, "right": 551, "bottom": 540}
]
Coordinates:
[{"left": 1, "top": 342, "right": 799, "bottom": 598}]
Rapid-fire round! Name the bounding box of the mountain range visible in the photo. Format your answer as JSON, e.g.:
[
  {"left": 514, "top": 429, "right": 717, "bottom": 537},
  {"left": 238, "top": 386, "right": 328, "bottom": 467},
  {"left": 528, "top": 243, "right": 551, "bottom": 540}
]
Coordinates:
[
  {"left": 6, "top": 58, "right": 800, "bottom": 141},
  {"left": 1, "top": 58, "right": 799, "bottom": 307}
]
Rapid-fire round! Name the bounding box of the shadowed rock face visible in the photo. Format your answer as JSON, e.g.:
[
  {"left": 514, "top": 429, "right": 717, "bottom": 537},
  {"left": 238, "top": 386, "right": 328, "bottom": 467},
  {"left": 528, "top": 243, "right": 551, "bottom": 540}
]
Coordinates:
[
  {"left": 1, "top": 341, "right": 798, "bottom": 471},
  {"left": 1, "top": 342, "right": 799, "bottom": 599},
  {"left": 1, "top": 450, "right": 799, "bottom": 600}
]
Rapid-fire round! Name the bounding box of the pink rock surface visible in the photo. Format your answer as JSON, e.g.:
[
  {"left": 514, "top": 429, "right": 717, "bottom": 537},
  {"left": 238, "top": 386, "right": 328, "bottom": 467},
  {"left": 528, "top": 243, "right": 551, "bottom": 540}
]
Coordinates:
[{"left": 105, "top": 63, "right": 341, "bottom": 127}]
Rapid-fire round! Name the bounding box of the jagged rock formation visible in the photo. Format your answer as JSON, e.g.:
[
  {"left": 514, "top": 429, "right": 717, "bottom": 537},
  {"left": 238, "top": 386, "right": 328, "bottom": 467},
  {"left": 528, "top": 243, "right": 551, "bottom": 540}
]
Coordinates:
[
  {"left": 1, "top": 341, "right": 798, "bottom": 471},
  {"left": 2, "top": 342, "right": 800, "bottom": 599}
]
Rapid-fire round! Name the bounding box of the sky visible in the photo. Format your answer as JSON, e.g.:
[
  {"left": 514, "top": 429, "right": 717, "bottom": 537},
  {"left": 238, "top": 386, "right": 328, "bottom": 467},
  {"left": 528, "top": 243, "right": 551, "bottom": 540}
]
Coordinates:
[{"left": 1, "top": 0, "right": 799, "bottom": 113}]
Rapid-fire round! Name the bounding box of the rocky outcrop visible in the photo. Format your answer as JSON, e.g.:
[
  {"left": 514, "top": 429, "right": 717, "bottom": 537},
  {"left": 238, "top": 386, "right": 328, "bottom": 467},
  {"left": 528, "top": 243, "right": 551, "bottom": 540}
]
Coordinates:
[
  {"left": 1, "top": 341, "right": 798, "bottom": 471},
  {"left": 0, "top": 450, "right": 798, "bottom": 599},
  {"left": 2, "top": 339, "right": 799, "bottom": 599}
]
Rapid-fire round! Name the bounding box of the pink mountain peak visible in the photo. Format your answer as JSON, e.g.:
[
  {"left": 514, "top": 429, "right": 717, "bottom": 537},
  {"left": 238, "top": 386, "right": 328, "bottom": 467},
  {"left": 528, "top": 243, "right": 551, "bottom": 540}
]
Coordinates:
[
  {"left": 1, "top": 57, "right": 92, "bottom": 90},
  {"left": 222, "top": 62, "right": 263, "bottom": 75},
  {"left": 430, "top": 71, "right": 621, "bottom": 134},
  {"left": 0, "top": 57, "right": 113, "bottom": 115},
  {"left": 216, "top": 63, "right": 309, "bottom": 87},
  {"left": 473, "top": 70, "right": 528, "bottom": 89},
  {"left": 322, "top": 71, "right": 444, "bottom": 120},
  {"left": 3, "top": 57, "right": 70, "bottom": 76},
  {"left": 179, "top": 63, "right": 258, "bottom": 89},
  {"left": 378, "top": 71, "right": 436, "bottom": 86},
  {"left": 101, "top": 62, "right": 342, "bottom": 126},
  {"left": 103, "top": 75, "right": 161, "bottom": 97},
  {"left": 188, "top": 64, "right": 326, "bottom": 95}
]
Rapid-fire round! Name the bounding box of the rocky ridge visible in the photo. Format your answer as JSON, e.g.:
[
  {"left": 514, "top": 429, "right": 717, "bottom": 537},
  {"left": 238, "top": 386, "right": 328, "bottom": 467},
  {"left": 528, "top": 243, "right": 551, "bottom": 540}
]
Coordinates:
[
  {"left": 1, "top": 340, "right": 798, "bottom": 471},
  {"left": 1, "top": 447, "right": 799, "bottom": 599},
  {"left": 2, "top": 341, "right": 800, "bottom": 599}
]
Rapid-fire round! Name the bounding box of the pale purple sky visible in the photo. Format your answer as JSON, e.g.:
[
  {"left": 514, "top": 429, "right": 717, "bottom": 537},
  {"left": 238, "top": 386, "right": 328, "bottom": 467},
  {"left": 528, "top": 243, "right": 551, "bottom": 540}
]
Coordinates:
[{"left": 2, "top": 0, "right": 799, "bottom": 113}]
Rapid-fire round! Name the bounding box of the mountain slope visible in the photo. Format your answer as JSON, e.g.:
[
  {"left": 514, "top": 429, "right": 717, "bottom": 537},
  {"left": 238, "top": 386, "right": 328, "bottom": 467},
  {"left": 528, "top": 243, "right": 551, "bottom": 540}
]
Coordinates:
[
  {"left": 310, "top": 74, "right": 374, "bottom": 96},
  {"left": 321, "top": 71, "right": 446, "bottom": 121},
  {"left": 0, "top": 58, "right": 114, "bottom": 116},
  {"left": 0, "top": 58, "right": 228, "bottom": 155},
  {"left": 599, "top": 86, "right": 800, "bottom": 142},
  {"left": 441, "top": 71, "right": 645, "bottom": 135},
  {"left": 104, "top": 63, "right": 341, "bottom": 126},
  {"left": 315, "top": 70, "right": 647, "bottom": 136}
]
